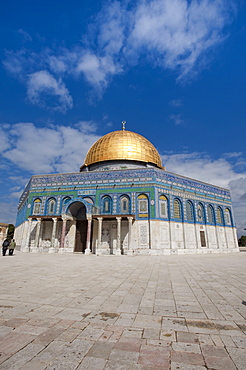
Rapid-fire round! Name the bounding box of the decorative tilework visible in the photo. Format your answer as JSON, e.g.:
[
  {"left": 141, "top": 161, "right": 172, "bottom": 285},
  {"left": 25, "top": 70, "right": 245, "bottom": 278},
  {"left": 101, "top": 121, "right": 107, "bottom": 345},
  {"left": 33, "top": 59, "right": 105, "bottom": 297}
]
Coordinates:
[
  {"left": 28, "top": 168, "right": 230, "bottom": 198},
  {"left": 16, "top": 167, "right": 234, "bottom": 228}
]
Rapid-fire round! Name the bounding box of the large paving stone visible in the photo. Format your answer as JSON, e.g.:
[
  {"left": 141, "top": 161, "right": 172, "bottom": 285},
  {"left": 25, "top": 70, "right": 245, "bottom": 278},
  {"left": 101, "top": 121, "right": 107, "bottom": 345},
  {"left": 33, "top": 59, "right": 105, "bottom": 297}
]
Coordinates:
[{"left": 0, "top": 252, "right": 246, "bottom": 369}]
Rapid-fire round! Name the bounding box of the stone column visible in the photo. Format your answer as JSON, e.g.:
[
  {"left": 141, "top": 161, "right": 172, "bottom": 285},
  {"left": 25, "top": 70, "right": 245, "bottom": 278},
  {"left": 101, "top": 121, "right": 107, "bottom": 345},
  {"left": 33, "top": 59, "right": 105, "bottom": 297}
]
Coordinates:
[
  {"left": 39, "top": 221, "right": 43, "bottom": 249},
  {"left": 215, "top": 225, "right": 220, "bottom": 249},
  {"left": 34, "top": 218, "right": 42, "bottom": 250},
  {"left": 97, "top": 217, "right": 103, "bottom": 251},
  {"left": 70, "top": 221, "right": 76, "bottom": 252},
  {"left": 85, "top": 215, "right": 92, "bottom": 255},
  {"left": 169, "top": 220, "right": 172, "bottom": 250},
  {"left": 20, "top": 220, "right": 26, "bottom": 250},
  {"left": 60, "top": 218, "right": 67, "bottom": 249},
  {"left": 115, "top": 217, "right": 122, "bottom": 255},
  {"left": 233, "top": 227, "right": 239, "bottom": 249},
  {"left": 224, "top": 226, "right": 229, "bottom": 249},
  {"left": 50, "top": 218, "right": 57, "bottom": 252},
  {"left": 127, "top": 216, "right": 134, "bottom": 255},
  {"left": 23, "top": 218, "right": 32, "bottom": 252},
  {"left": 194, "top": 224, "right": 199, "bottom": 249},
  {"left": 204, "top": 226, "right": 210, "bottom": 249},
  {"left": 182, "top": 222, "right": 186, "bottom": 249}
]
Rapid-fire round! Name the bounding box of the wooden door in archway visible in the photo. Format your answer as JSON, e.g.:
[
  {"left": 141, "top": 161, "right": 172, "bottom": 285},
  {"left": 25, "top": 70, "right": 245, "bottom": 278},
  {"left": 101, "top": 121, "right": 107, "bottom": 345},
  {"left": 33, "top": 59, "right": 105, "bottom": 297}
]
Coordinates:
[{"left": 75, "top": 220, "right": 87, "bottom": 252}]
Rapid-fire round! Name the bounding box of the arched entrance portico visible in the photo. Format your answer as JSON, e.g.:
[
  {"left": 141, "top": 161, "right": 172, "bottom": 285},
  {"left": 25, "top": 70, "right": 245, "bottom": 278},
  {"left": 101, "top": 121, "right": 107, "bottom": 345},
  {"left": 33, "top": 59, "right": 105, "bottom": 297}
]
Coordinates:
[{"left": 68, "top": 201, "right": 88, "bottom": 253}]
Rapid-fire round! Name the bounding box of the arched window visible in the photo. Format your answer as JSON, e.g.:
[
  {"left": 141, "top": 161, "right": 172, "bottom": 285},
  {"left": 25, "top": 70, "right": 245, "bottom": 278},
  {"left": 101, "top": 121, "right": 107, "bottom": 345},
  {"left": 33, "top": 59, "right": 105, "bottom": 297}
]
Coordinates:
[
  {"left": 207, "top": 205, "right": 215, "bottom": 224},
  {"left": 225, "top": 208, "right": 232, "bottom": 225},
  {"left": 159, "top": 195, "right": 168, "bottom": 218},
  {"left": 217, "top": 206, "right": 224, "bottom": 225},
  {"left": 63, "top": 197, "right": 71, "bottom": 205},
  {"left": 197, "top": 203, "right": 205, "bottom": 223},
  {"left": 138, "top": 194, "right": 148, "bottom": 216},
  {"left": 120, "top": 195, "right": 130, "bottom": 214},
  {"left": 173, "top": 199, "right": 182, "bottom": 220},
  {"left": 48, "top": 198, "right": 56, "bottom": 214},
  {"left": 102, "top": 196, "right": 112, "bottom": 214},
  {"left": 186, "top": 200, "right": 194, "bottom": 221},
  {"left": 33, "top": 198, "right": 41, "bottom": 214}
]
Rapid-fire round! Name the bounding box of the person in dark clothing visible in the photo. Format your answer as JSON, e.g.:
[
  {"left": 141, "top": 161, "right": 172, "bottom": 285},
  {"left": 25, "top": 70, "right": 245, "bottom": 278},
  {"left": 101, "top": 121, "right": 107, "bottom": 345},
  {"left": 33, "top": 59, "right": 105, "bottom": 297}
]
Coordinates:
[
  {"left": 9, "top": 239, "right": 16, "bottom": 255},
  {"left": 2, "top": 239, "right": 9, "bottom": 256}
]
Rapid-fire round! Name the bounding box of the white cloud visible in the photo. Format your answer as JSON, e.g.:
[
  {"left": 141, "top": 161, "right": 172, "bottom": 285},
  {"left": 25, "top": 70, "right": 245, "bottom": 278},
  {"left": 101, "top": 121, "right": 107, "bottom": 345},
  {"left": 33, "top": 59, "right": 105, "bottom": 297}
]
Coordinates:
[
  {"left": 98, "top": 0, "right": 235, "bottom": 79},
  {"left": 48, "top": 55, "right": 67, "bottom": 73},
  {"left": 77, "top": 120, "right": 98, "bottom": 134},
  {"left": 161, "top": 151, "right": 246, "bottom": 237},
  {"left": 2, "top": 0, "right": 236, "bottom": 104},
  {"left": 9, "top": 176, "right": 30, "bottom": 186},
  {"left": 2, "top": 122, "right": 100, "bottom": 174},
  {"left": 228, "top": 178, "right": 246, "bottom": 238},
  {"left": 3, "top": 50, "right": 26, "bottom": 75},
  {"left": 96, "top": 1, "right": 127, "bottom": 55},
  {"left": 169, "top": 99, "right": 183, "bottom": 107},
  {"left": 0, "top": 175, "right": 31, "bottom": 224},
  {"left": 27, "top": 70, "right": 73, "bottom": 112},
  {"left": 0, "top": 121, "right": 101, "bottom": 224},
  {"left": 169, "top": 114, "right": 184, "bottom": 125},
  {"left": 0, "top": 201, "right": 18, "bottom": 224},
  {"left": 76, "top": 52, "right": 122, "bottom": 94},
  {"left": 10, "top": 190, "right": 23, "bottom": 199},
  {"left": 0, "top": 127, "right": 11, "bottom": 152},
  {"left": 161, "top": 151, "right": 245, "bottom": 188},
  {"left": 17, "top": 29, "right": 32, "bottom": 42}
]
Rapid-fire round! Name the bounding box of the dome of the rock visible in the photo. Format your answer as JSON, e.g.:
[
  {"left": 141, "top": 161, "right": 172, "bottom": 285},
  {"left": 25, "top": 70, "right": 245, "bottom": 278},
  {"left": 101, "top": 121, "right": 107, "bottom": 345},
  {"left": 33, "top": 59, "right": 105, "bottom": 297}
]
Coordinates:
[{"left": 81, "top": 129, "right": 163, "bottom": 170}]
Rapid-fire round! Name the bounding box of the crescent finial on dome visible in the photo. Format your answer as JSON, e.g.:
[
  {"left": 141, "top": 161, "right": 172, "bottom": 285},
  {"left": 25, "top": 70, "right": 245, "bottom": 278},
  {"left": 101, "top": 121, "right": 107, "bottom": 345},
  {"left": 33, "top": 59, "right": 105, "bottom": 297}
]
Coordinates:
[{"left": 122, "top": 121, "right": 126, "bottom": 131}]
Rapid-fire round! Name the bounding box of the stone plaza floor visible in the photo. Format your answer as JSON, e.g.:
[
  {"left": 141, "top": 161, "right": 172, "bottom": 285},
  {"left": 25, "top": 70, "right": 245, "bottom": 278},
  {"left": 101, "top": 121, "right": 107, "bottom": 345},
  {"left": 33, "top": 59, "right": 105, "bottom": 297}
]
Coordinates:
[{"left": 0, "top": 251, "right": 246, "bottom": 369}]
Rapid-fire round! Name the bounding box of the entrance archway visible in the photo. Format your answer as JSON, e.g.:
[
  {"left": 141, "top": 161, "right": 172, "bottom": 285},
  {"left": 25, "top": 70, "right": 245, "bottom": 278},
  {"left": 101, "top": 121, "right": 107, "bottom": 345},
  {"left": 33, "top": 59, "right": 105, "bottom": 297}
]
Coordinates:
[{"left": 68, "top": 202, "right": 87, "bottom": 253}]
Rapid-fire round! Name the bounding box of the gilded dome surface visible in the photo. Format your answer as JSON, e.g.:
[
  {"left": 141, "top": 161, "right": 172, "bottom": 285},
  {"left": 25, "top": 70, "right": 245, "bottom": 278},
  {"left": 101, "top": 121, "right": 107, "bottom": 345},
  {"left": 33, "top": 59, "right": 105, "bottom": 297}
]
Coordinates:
[{"left": 83, "top": 129, "right": 163, "bottom": 168}]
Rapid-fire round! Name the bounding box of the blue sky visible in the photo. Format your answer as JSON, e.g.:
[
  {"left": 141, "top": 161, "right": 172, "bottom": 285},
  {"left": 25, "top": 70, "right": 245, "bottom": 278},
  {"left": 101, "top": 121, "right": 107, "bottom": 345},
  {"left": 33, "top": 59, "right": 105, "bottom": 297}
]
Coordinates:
[{"left": 0, "top": 0, "right": 246, "bottom": 236}]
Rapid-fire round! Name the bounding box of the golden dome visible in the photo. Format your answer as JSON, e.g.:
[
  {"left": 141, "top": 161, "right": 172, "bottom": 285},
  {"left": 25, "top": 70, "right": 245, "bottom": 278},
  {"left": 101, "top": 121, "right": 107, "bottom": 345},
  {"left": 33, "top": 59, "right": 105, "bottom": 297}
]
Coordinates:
[{"left": 82, "top": 129, "right": 163, "bottom": 169}]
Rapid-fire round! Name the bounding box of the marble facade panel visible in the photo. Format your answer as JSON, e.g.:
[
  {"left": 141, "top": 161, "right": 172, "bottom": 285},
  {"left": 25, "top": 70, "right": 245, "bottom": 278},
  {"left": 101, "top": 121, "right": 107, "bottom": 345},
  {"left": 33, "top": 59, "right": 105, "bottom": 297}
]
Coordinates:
[
  {"left": 207, "top": 226, "right": 218, "bottom": 249},
  {"left": 138, "top": 223, "right": 149, "bottom": 247},
  {"left": 225, "top": 228, "right": 238, "bottom": 249},
  {"left": 170, "top": 223, "right": 185, "bottom": 250},
  {"left": 217, "top": 227, "right": 227, "bottom": 249},
  {"left": 149, "top": 220, "right": 170, "bottom": 249},
  {"left": 15, "top": 221, "right": 28, "bottom": 250},
  {"left": 184, "top": 224, "right": 197, "bottom": 249}
]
